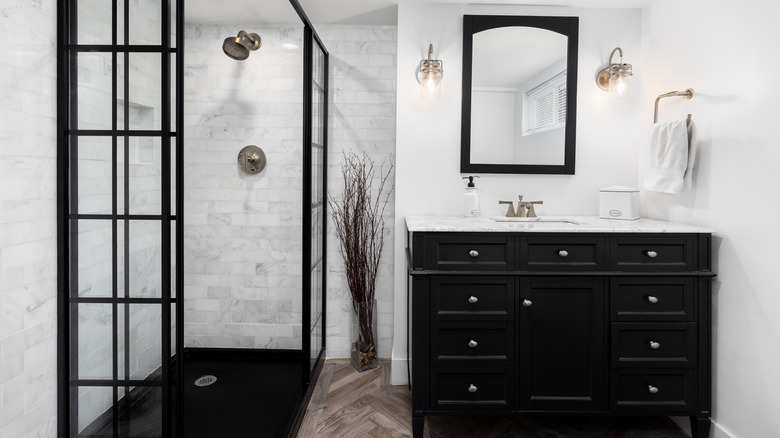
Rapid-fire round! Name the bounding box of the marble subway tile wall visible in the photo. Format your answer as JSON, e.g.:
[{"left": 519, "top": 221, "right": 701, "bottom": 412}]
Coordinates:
[
  {"left": 183, "top": 24, "right": 305, "bottom": 349},
  {"left": 0, "top": 0, "right": 58, "bottom": 436},
  {"left": 317, "top": 25, "right": 397, "bottom": 359}
]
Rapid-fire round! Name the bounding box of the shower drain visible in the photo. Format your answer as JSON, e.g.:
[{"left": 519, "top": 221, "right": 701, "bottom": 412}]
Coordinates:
[{"left": 194, "top": 375, "right": 217, "bottom": 387}]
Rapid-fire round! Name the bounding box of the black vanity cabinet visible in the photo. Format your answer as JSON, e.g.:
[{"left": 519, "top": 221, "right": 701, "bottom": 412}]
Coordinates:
[{"left": 407, "top": 230, "right": 713, "bottom": 438}]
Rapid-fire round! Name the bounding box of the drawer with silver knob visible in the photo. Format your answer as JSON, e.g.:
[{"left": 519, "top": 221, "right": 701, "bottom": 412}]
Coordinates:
[
  {"left": 432, "top": 366, "right": 511, "bottom": 411},
  {"left": 432, "top": 322, "right": 511, "bottom": 365},
  {"left": 611, "top": 236, "right": 694, "bottom": 271},
  {"left": 521, "top": 236, "right": 604, "bottom": 271},
  {"left": 611, "top": 277, "right": 694, "bottom": 322},
  {"left": 431, "top": 276, "right": 513, "bottom": 321},
  {"left": 611, "top": 322, "right": 696, "bottom": 367},
  {"left": 425, "top": 234, "right": 513, "bottom": 271},
  {"left": 611, "top": 369, "right": 693, "bottom": 411}
]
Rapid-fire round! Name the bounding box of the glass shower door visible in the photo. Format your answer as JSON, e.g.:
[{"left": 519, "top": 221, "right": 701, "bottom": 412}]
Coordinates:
[
  {"left": 58, "top": 0, "right": 181, "bottom": 435},
  {"left": 304, "top": 28, "right": 328, "bottom": 377}
]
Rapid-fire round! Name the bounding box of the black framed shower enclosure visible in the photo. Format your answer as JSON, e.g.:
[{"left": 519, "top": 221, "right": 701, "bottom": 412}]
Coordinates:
[{"left": 56, "top": 0, "right": 328, "bottom": 435}]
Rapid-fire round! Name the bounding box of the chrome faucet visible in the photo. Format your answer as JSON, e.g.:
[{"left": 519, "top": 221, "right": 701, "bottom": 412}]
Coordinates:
[{"left": 499, "top": 195, "right": 543, "bottom": 218}]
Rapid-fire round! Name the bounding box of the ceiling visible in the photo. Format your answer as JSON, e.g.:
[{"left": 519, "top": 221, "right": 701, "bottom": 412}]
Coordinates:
[{"left": 185, "top": 0, "right": 651, "bottom": 25}]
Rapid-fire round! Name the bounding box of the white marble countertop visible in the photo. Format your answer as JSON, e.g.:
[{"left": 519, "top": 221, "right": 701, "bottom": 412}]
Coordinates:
[{"left": 405, "top": 215, "right": 715, "bottom": 233}]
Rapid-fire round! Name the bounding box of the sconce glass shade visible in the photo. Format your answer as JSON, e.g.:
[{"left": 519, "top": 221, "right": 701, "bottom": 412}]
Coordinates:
[
  {"left": 417, "top": 44, "right": 443, "bottom": 99},
  {"left": 597, "top": 47, "right": 632, "bottom": 102}
]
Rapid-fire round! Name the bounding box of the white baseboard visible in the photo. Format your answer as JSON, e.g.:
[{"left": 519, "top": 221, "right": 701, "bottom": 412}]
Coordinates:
[
  {"left": 712, "top": 421, "right": 734, "bottom": 438},
  {"left": 391, "top": 358, "right": 409, "bottom": 385},
  {"left": 671, "top": 416, "right": 733, "bottom": 438}
]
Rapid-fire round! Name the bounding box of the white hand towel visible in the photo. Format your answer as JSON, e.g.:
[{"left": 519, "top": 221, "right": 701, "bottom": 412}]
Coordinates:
[{"left": 643, "top": 119, "right": 695, "bottom": 194}]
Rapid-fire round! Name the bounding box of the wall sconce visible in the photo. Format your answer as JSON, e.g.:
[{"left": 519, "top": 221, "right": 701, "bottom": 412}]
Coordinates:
[
  {"left": 597, "top": 47, "right": 632, "bottom": 102},
  {"left": 416, "top": 44, "right": 443, "bottom": 99}
]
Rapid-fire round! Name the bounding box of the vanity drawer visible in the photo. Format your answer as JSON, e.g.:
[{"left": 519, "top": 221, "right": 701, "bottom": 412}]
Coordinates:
[
  {"left": 611, "top": 369, "right": 694, "bottom": 411},
  {"left": 426, "top": 234, "right": 514, "bottom": 271},
  {"left": 611, "top": 236, "right": 694, "bottom": 271},
  {"left": 611, "top": 323, "right": 696, "bottom": 367},
  {"left": 522, "top": 236, "right": 604, "bottom": 271},
  {"left": 432, "top": 366, "right": 512, "bottom": 411},
  {"left": 431, "top": 276, "right": 514, "bottom": 321},
  {"left": 432, "top": 322, "right": 511, "bottom": 365},
  {"left": 610, "top": 277, "right": 694, "bottom": 322}
]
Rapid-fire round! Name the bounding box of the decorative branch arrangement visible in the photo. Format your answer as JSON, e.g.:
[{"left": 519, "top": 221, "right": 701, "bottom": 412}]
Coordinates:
[{"left": 328, "top": 151, "right": 394, "bottom": 370}]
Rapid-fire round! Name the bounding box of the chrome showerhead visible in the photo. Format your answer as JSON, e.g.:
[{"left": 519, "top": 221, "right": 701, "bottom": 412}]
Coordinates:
[{"left": 222, "top": 30, "right": 262, "bottom": 61}]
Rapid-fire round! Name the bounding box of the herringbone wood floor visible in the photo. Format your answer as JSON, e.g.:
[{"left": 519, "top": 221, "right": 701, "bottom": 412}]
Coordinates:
[{"left": 298, "top": 360, "right": 691, "bottom": 438}]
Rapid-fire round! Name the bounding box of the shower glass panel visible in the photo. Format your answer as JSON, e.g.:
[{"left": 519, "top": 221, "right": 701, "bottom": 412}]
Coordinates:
[
  {"left": 59, "top": 0, "right": 178, "bottom": 435},
  {"left": 61, "top": 0, "right": 327, "bottom": 436}
]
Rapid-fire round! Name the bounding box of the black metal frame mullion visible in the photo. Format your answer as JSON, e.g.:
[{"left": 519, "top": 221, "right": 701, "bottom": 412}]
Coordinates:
[
  {"left": 160, "top": 0, "right": 172, "bottom": 434},
  {"left": 111, "top": 0, "right": 119, "bottom": 434},
  {"left": 121, "top": 0, "right": 131, "bottom": 433},
  {"left": 56, "top": 0, "right": 70, "bottom": 434},
  {"left": 175, "top": 1, "right": 185, "bottom": 436},
  {"left": 301, "top": 23, "right": 313, "bottom": 389},
  {"left": 321, "top": 41, "right": 329, "bottom": 355},
  {"left": 66, "top": 0, "right": 79, "bottom": 435}
]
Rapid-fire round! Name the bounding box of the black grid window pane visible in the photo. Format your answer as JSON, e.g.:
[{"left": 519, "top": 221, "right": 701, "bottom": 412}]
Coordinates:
[
  {"left": 77, "top": 303, "right": 114, "bottom": 379},
  {"left": 129, "top": 304, "right": 163, "bottom": 381},
  {"left": 76, "top": 386, "right": 114, "bottom": 436},
  {"left": 128, "top": 137, "right": 162, "bottom": 215},
  {"left": 128, "top": 220, "right": 162, "bottom": 298},
  {"left": 128, "top": 53, "right": 162, "bottom": 131},
  {"left": 129, "top": 0, "right": 161, "bottom": 45},
  {"left": 77, "top": 137, "right": 113, "bottom": 215},
  {"left": 76, "top": 0, "right": 112, "bottom": 44},
  {"left": 77, "top": 220, "right": 113, "bottom": 298},
  {"left": 77, "top": 52, "right": 113, "bottom": 130}
]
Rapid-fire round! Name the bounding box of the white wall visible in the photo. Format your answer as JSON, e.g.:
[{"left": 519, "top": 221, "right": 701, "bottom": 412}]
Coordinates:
[
  {"left": 0, "top": 0, "right": 58, "bottom": 436},
  {"left": 640, "top": 0, "right": 780, "bottom": 436},
  {"left": 392, "top": 3, "right": 643, "bottom": 384}
]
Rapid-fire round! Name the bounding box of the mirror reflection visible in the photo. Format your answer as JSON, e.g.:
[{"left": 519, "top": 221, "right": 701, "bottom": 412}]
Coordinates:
[{"left": 470, "top": 26, "right": 567, "bottom": 165}]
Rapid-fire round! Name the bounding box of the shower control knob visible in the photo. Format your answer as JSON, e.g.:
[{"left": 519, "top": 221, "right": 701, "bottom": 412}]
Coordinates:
[
  {"left": 648, "top": 385, "right": 659, "bottom": 394},
  {"left": 238, "top": 145, "right": 266, "bottom": 175},
  {"left": 647, "top": 296, "right": 659, "bottom": 304},
  {"left": 468, "top": 296, "right": 479, "bottom": 304},
  {"left": 468, "top": 384, "right": 478, "bottom": 393},
  {"left": 650, "top": 341, "right": 661, "bottom": 350}
]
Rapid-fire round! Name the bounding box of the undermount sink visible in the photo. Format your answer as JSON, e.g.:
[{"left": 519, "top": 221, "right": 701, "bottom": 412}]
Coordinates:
[{"left": 490, "top": 217, "right": 585, "bottom": 225}]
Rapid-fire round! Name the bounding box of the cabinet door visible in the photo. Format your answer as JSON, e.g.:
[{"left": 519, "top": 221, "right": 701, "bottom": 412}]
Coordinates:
[{"left": 519, "top": 277, "right": 606, "bottom": 411}]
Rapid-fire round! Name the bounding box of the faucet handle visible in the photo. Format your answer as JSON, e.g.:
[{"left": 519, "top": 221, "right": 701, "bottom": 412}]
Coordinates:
[
  {"left": 526, "top": 201, "right": 543, "bottom": 218},
  {"left": 498, "top": 200, "right": 516, "bottom": 217}
]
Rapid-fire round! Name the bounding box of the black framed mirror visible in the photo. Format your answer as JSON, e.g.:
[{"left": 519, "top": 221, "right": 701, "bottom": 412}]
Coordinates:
[{"left": 461, "top": 15, "right": 579, "bottom": 174}]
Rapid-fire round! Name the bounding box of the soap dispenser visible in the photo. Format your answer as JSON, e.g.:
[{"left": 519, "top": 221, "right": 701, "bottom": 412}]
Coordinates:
[{"left": 462, "top": 176, "right": 480, "bottom": 217}]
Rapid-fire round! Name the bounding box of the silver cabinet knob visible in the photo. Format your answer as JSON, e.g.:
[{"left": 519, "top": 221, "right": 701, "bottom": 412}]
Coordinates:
[
  {"left": 558, "top": 250, "right": 569, "bottom": 257},
  {"left": 468, "top": 340, "right": 478, "bottom": 348},
  {"left": 468, "top": 296, "right": 478, "bottom": 304},
  {"left": 647, "top": 296, "right": 659, "bottom": 304},
  {"left": 648, "top": 385, "right": 659, "bottom": 394},
  {"left": 650, "top": 341, "right": 661, "bottom": 350},
  {"left": 469, "top": 250, "right": 479, "bottom": 258},
  {"left": 646, "top": 250, "right": 658, "bottom": 258},
  {"left": 468, "top": 384, "right": 478, "bottom": 393},
  {"left": 522, "top": 299, "right": 533, "bottom": 307}
]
